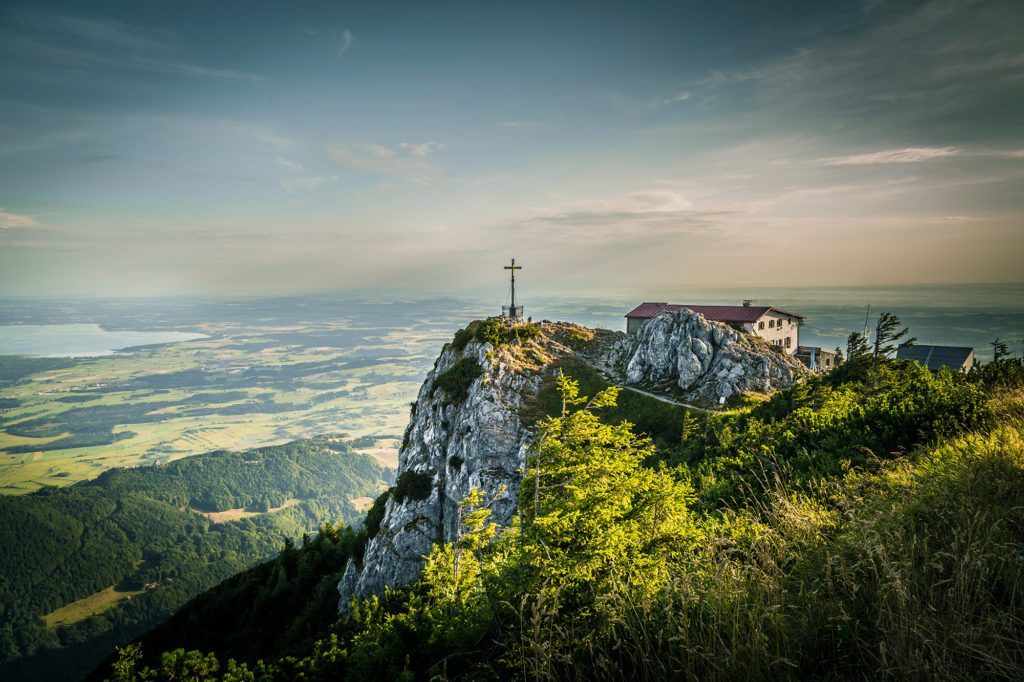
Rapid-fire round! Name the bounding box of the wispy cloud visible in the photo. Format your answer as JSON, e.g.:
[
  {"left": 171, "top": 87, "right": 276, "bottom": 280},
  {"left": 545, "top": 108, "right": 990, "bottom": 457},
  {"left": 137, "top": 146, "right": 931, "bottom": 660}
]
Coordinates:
[
  {"left": 817, "top": 145, "right": 1024, "bottom": 166},
  {"left": 585, "top": 87, "right": 695, "bottom": 113},
  {"left": 297, "top": 26, "right": 356, "bottom": 60},
  {"left": 819, "top": 146, "right": 962, "bottom": 165},
  {"left": 688, "top": 0, "right": 1024, "bottom": 150},
  {"left": 280, "top": 174, "right": 337, "bottom": 193},
  {"left": 516, "top": 191, "right": 735, "bottom": 246},
  {"left": 0, "top": 208, "right": 40, "bottom": 229},
  {"left": 276, "top": 156, "right": 335, "bottom": 192},
  {"left": 3, "top": 8, "right": 264, "bottom": 82},
  {"left": 133, "top": 58, "right": 264, "bottom": 82},
  {"left": 276, "top": 157, "right": 305, "bottom": 173},
  {"left": 655, "top": 90, "right": 691, "bottom": 107},
  {"left": 337, "top": 29, "right": 355, "bottom": 59},
  {"left": 398, "top": 141, "right": 445, "bottom": 157},
  {"left": 324, "top": 140, "right": 439, "bottom": 182}
]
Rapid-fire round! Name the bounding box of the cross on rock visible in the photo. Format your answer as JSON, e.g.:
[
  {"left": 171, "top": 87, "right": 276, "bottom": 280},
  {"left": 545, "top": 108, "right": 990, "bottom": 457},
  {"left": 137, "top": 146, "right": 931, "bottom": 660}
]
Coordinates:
[{"left": 502, "top": 258, "right": 524, "bottom": 320}]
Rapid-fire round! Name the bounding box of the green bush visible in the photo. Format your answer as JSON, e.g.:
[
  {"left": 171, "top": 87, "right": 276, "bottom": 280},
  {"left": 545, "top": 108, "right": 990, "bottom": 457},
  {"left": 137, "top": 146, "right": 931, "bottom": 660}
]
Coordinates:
[
  {"left": 362, "top": 490, "right": 391, "bottom": 539},
  {"left": 430, "top": 358, "right": 484, "bottom": 403},
  {"left": 671, "top": 361, "right": 991, "bottom": 506},
  {"left": 449, "top": 317, "right": 540, "bottom": 351},
  {"left": 392, "top": 470, "right": 433, "bottom": 503}
]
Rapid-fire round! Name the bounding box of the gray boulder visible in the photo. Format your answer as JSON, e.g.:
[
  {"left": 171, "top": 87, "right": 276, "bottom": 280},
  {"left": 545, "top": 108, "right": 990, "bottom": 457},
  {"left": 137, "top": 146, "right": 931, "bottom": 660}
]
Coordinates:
[{"left": 603, "top": 309, "right": 806, "bottom": 404}]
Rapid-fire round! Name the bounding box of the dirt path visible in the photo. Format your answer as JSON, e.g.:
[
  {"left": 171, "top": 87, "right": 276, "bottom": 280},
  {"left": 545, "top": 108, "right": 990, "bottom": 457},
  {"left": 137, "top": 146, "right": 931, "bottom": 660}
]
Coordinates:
[
  {"left": 615, "top": 384, "right": 714, "bottom": 413},
  {"left": 585, "top": 360, "right": 715, "bottom": 413}
]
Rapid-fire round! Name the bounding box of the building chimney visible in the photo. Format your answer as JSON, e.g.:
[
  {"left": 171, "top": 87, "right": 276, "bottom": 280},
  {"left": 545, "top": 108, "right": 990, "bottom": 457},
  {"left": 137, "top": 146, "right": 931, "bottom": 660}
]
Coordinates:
[{"left": 742, "top": 299, "right": 753, "bottom": 307}]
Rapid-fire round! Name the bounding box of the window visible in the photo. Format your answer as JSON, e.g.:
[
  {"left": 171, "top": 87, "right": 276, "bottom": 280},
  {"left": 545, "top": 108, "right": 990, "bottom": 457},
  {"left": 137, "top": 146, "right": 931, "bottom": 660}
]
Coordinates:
[
  {"left": 768, "top": 319, "right": 775, "bottom": 328},
  {"left": 758, "top": 320, "right": 765, "bottom": 330},
  {"left": 785, "top": 337, "right": 792, "bottom": 348}
]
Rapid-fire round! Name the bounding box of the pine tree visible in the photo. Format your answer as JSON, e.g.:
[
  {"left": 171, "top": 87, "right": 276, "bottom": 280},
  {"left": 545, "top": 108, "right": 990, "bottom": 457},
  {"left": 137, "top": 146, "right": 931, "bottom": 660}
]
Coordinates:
[
  {"left": 872, "top": 312, "right": 915, "bottom": 374},
  {"left": 520, "top": 376, "right": 698, "bottom": 594},
  {"left": 991, "top": 338, "right": 1010, "bottom": 363},
  {"left": 846, "top": 332, "right": 870, "bottom": 362}
]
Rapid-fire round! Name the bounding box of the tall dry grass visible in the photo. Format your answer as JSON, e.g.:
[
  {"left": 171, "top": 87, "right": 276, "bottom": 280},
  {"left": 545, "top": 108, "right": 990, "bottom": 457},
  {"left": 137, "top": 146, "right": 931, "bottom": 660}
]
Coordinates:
[{"left": 514, "top": 391, "right": 1024, "bottom": 681}]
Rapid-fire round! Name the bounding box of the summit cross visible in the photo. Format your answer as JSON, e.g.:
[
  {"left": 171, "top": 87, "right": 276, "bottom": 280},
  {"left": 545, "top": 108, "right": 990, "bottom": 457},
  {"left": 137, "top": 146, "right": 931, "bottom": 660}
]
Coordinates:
[{"left": 504, "top": 258, "right": 522, "bottom": 310}]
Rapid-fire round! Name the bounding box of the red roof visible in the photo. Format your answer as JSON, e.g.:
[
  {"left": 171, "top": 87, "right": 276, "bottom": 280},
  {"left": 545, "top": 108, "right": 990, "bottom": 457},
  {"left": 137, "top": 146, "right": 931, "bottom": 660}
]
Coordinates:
[{"left": 625, "top": 302, "right": 804, "bottom": 323}]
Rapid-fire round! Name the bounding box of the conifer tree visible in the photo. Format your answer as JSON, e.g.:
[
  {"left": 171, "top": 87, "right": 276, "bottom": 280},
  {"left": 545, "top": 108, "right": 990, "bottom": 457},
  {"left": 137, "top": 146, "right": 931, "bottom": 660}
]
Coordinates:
[
  {"left": 991, "top": 338, "right": 1010, "bottom": 363},
  {"left": 846, "top": 332, "right": 870, "bottom": 362},
  {"left": 872, "top": 312, "right": 915, "bottom": 374}
]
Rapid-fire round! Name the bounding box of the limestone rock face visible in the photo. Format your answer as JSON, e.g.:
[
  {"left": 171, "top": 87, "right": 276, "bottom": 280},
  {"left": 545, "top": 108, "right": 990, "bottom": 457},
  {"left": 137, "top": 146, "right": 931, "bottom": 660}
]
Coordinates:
[
  {"left": 602, "top": 309, "right": 807, "bottom": 405},
  {"left": 338, "top": 341, "right": 540, "bottom": 609},
  {"left": 338, "top": 315, "right": 806, "bottom": 611}
]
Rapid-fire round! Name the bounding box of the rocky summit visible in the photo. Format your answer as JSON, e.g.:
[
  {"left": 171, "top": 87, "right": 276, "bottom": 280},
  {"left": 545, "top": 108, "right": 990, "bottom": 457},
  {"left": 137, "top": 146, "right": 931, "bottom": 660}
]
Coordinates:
[
  {"left": 601, "top": 308, "right": 808, "bottom": 405},
  {"left": 338, "top": 311, "right": 808, "bottom": 609}
]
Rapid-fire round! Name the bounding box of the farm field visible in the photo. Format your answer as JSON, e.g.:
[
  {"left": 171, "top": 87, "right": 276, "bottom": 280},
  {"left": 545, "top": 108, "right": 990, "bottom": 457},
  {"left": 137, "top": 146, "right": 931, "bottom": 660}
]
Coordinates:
[{"left": 0, "top": 296, "right": 484, "bottom": 493}]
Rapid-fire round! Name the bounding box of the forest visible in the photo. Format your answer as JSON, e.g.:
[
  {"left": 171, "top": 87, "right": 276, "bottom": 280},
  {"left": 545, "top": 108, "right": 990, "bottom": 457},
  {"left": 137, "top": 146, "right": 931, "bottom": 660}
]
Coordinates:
[
  {"left": 99, "top": 343, "right": 1024, "bottom": 680},
  {"left": 0, "top": 435, "right": 385, "bottom": 682}
]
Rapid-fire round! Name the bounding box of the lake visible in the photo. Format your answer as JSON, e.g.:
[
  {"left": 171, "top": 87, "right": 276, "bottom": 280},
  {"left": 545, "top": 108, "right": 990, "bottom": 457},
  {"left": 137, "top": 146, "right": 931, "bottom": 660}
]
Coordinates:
[{"left": 0, "top": 324, "right": 207, "bottom": 357}]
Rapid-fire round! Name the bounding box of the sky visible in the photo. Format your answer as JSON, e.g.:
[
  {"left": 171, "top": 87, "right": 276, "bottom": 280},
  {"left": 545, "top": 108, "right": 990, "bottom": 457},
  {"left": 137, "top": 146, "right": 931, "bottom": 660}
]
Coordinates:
[{"left": 0, "top": 0, "right": 1022, "bottom": 298}]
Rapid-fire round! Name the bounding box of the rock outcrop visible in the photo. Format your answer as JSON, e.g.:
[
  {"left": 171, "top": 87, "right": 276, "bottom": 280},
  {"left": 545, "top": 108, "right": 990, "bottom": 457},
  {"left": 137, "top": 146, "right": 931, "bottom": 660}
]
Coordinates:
[
  {"left": 338, "top": 338, "right": 541, "bottom": 609},
  {"left": 339, "top": 314, "right": 807, "bottom": 610},
  {"left": 600, "top": 309, "right": 807, "bottom": 404}
]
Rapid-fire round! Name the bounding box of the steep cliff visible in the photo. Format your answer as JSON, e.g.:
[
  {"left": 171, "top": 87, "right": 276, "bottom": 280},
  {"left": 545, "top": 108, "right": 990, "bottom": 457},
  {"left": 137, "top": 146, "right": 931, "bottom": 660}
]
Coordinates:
[
  {"left": 339, "top": 313, "right": 807, "bottom": 609},
  {"left": 338, "top": 330, "right": 545, "bottom": 607}
]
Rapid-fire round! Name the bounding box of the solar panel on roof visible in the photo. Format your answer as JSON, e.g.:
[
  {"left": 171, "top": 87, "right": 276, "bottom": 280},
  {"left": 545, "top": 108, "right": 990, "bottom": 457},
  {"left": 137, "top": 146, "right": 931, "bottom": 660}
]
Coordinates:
[{"left": 896, "top": 345, "right": 973, "bottom": 371}]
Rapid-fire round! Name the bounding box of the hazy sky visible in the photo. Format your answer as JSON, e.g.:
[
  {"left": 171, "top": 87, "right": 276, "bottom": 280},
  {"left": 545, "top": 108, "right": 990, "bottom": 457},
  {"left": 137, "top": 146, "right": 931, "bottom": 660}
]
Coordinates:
[{"left": 1, "top": 0, "right": 1022, "bottom": 297}]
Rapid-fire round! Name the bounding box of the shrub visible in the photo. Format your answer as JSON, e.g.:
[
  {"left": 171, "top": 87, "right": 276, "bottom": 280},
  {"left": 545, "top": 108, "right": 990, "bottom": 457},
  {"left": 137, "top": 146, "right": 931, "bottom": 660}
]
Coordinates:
[
  {"left": 431, "top": 358, "right": 484, "bottom": 403},
  {"left": 449, "top": 318, "right": 540, "bottom": 351},
  {"left": 672, "top": 361, "right": 991, "bottom": 506},
  {"left": 450, "top": 321, "right": 483, "bottom": 351},
  {"left": 362, "top": 490, "right": 391, "bottom": 539},
  {"left": 400, "top": 421, "right": 414, "bottom": 451},
  {"left": 392, "top": 470, "right": 434, "bottom": 503}
]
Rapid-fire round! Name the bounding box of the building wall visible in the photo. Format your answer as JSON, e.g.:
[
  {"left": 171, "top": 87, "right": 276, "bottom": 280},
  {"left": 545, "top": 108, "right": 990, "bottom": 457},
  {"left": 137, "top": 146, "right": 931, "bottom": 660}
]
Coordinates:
[
  {"left": 750, "top": 312, "right": 800, "bottom": 354},
  {"left": 626, "top": 317, "right": 647, "bottom": 335},
  {"left": 962, "top": 351, "right": 975, "bottom": 372},
  {"left": 797, "top": 346, "right": 836, "bottom": 371}
]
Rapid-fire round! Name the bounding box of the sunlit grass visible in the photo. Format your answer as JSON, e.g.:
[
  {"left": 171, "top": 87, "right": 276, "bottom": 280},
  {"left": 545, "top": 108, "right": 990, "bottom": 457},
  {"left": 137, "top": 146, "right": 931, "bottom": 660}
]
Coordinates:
[{"left": 43, "top": 585, "right": 147, "bottom": 629}]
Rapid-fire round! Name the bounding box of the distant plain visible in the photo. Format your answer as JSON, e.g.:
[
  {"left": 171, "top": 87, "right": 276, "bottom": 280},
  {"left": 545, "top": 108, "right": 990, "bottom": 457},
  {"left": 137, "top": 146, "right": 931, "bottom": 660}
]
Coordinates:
[{"left": 1, "top": 286, "right": 1022, "bottom": 494}]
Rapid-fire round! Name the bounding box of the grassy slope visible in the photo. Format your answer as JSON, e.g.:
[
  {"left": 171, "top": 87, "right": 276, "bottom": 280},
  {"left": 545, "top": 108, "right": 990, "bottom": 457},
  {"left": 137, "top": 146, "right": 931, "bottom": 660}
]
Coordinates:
[{"left": 589, "top": 386, "right": 1024, "bottom": 680}]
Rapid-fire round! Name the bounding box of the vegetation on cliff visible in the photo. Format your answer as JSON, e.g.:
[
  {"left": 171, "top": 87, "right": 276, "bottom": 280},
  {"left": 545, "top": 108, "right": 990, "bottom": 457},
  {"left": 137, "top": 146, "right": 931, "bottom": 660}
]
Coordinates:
[
  {"left": 105, "top": 350, "right": 1024, "bottom": 681},
  {"left": 449, "top": 317, "right": 541, "bottom": 352}
]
